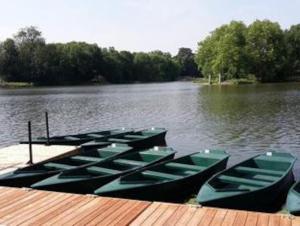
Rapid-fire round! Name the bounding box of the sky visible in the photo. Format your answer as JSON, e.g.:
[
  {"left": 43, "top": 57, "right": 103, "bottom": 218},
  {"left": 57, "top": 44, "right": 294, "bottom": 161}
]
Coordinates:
[{"left": 0, "top": 0, "right": 300, "bottom": 55}]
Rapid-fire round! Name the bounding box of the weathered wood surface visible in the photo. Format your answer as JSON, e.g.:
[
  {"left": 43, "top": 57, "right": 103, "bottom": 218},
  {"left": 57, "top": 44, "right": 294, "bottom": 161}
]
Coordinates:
[
  {"left": 0, "top": 187, "right": 297, "bottom": 225},
  {"left": 0, "top": 144, "right": 78, "bottom": 174}
]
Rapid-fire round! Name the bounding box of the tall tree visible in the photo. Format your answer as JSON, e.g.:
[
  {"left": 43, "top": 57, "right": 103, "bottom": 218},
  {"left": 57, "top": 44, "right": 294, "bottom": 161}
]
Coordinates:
[
  {"left": 195, "top": 21, "right": 248, "bottom": 80},
  {"left": 246, "top": 20, "right": 285, "bottom": 81},
  {"left": 0, "top": 39, "right": 19, "bottom": 81},
  {"left": 14, "top": 26, "right": 46, "bottom": 82},
  {"left": 175, "top": 48, "right": 199, "bottom": 76},
  {"left": 284, "top": 24, "right": 300, "bottom": 77}
]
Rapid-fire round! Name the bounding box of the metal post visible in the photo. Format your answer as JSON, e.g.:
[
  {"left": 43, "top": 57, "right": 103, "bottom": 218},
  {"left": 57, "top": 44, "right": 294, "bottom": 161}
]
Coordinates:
[
  {"left": 28, "top": 121, "right": 33, "bottom": 164},
  {"left": 45, "top": 111, "right": 50, "bottom": 145}
]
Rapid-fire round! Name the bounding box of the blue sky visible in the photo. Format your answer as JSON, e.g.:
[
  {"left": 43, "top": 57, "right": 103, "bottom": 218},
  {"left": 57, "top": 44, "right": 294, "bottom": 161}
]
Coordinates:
[{"left": 0, "top": 0, "right": 300, "bottom": 54}]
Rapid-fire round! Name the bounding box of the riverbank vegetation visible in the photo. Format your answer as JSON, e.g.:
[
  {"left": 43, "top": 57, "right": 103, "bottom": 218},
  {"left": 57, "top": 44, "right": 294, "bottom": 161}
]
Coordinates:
[
  {"left": 0, "top": 27, "right": 199, "bottom": 86},
  {"left": 195, "top": 20, "right": 300, "bottom": 83}
]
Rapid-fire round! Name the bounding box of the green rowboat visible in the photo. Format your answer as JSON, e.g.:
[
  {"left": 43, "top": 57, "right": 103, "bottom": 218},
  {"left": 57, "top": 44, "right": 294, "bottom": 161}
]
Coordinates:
[
  {"left": 95, "top": 149, "right": 229, "bottom": 202},
  {"left": 81, "top": 127, "right": 167, "bottom": 150},
  {"left": 31, "top": 146, "right": 176, "bottom": 194},
  {"left": 197, "top": 151, "right": 296, "bottom": 212},
  {"left": 0, "top": 143, "right": 133, "bottom": 187},
  {"left": 287, "top": 182, "right": 300, "bottom": 215},
  {"left": 20, "top": 128, "right": 133, "bottom": 145}
]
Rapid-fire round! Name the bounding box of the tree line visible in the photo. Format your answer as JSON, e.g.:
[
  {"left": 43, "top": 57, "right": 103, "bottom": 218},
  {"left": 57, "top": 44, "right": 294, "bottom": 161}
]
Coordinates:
[
  {"left": 195, "top": 20, "right": 300, "bottom": 82},
  {"left": 0, "top": 27, "right": 199, "bottom": 85}
]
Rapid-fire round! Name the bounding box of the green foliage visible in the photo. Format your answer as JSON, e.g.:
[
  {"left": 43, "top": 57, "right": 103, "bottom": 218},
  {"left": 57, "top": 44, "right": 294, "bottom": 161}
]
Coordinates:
[
  {"left": 0, "top": 27, "right": 181, "bottom": 85},
  {"left": 246, "top": 20, "right": 285, "bottom": 81},
  {"left": 175, "top": 48, "right": 199, "bottom": 76},
  {"left": 195, "top": 20, "right": 296, "bottom": 82}
]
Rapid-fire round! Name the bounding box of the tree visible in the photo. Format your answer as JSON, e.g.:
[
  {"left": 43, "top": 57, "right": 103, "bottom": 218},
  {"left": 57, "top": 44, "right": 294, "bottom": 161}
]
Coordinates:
[
  {"left": 246, "top": 20, "right": 285, "bottom": 81},
  {"left": 175, "top": 48, "right": 199, "bottom": 76},
  {"left": 0, "top": 39, "right": 19, "bottom": 81},
  {"left": 284, "top": 24, "right": 300, "bottom": 77},
  {"left": 195, "top": 21, "right": 248, "bottom": 80},
  {"left": 13, "top": 26, "right": 46, "bottom": 82}
]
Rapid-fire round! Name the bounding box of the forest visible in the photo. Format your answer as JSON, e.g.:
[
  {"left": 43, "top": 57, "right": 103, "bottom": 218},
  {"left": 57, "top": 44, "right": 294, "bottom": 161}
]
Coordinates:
[
  {"left": 0, "top": 27, "right": 198, "bottom": 85},
  {"left": 1, "top": 19, "right": 300, "bottom": 85}
]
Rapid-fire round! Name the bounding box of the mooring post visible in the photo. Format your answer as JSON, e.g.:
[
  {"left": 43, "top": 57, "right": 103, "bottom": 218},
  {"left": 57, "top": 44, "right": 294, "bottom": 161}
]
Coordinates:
[
  {"left": 28, "top": 121, "right": 33, "bottom": 164},
  {"left": 45, "top": 111, "right": 50, "bottom": 145}
]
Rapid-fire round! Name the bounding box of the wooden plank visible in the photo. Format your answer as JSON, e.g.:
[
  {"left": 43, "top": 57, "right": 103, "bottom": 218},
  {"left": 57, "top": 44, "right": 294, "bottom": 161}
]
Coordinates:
[
  {"left": 174, "top": 205, "right": 198, "bottom": 225},
  {"left": 140, "top": 203, "right": 170, "bottom": 226},
  {"left": 292, "top": 217, "right": 300, "bottom": 226},
  {"left": 257, "top": 213, "right": 269, "bottom": 226},
  {"left": 85, "top": 199, "right": 127, "bottom": 226},
  {"left": 0, "top": 191, "right": 48, "bottom": 218},
  {"left": 185, "top": 207, "right": 207, "bottom": 225},
  {"left": 0, "top": 191, "right": 55, "bottom": 223},
  {"left": 209, "top": 208, "right": 228, "bottom": 226},
  {"left": 0, "top": 188, "right": 29, "bottom": 207},
  {"left": 73, "top": 198, "right": 119, "bottom": 225},
  {"left": 112, "top": 201, "right": 150, "bottom": 226},
  {"left": 197, "top": 207, "right": 217, "bottom": 225},
  {"left": 21, "top": 194, "right": 83, "bottom": 225},
  {"left": 280, "top": 215, "right": 292, "bottom": 226},
  {"left": 43, "top": 196, "right": 95, "bottom": 225},
  {"left": 244, "top": 212, "right": 258, "bottom": 226},
  {"left": 152, "top": 203, "right": 180, "bottom": 225},
  {"left": 232, "top": 211, "right": 248, "bottom": 226},
  {"left": 130, "top": 202, "right": 161, "bottom": 226},
  {"left": 269, "top": 215, "right": 281, "bottom": 226},
  {"left": 5, "top": 192, "right": 71, "bottom": 225},
  {"left": 163, "top": 205, "right": 189, "bottom": 226},
  {"left": 50, "top": 197, "right": 108, "bottom": 226},
  {"left": 93, "top": 200, "right": 140, "bottom": 226},
  {"left": 221, "top": 210, "right": 237, "bottom": 226}
]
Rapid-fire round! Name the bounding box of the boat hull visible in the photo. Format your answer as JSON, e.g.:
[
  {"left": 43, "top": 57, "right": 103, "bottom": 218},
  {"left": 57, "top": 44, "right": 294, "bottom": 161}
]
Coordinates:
[
  {"left": 199, "top": 169, "right": 295, "bottom": 212},
  {"left": 95, "top": 157, "right": 228, "bottom": 202},
  {"left": 32, "top": 153, "right": 174, "bottom": 194}
]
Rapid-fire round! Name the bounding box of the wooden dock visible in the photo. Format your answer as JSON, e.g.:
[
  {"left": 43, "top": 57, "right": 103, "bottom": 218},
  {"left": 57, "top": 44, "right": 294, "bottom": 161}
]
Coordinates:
[
  {"left": 0, "top": 144, "right": 78, "bottom": 174},
  {"left": 0, "top": 186, "right": 298, "bottom": 225}
]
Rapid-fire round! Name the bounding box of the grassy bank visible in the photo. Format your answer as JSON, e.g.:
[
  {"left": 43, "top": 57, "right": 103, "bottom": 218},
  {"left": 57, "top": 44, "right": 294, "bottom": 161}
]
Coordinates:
[
  {"left": 193, "top": 78, "right": 258, "bottom": 85},
  {"left": 0, "top": 82, "right": 33, "bottom": 88}
]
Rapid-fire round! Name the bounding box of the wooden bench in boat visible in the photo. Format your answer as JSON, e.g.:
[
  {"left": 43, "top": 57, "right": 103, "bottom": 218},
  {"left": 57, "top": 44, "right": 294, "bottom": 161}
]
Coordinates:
[
  {"left": 108, "top": 138, "right": 131, "bottom": 143},
  {"left": 64, "top": 136, "right": 81, "bottom": 141},
  {"left": 44, "top": 163, "right": 74, "bottom": 170},
  {"left": 235, "top": 166, "right": 284, "bottom": 176},
  {"left": 124, "top": 135, "right": 148, "bottom": 139},
  {"left": 87, "top": 134, "right": 105, "bottom": 138},
  {"left": 86, "top": 166, "right": 121, "bottom": 175},
  {"left": 218, "top": 175, "right": 271, "bottom": 187},
  {"left": 165, "top": 162, "right": 205, "bottom": 171},
  {"left": 70, "top": 156, "right": 103, "bottom": 163},
  {"left": 113, "top": 159, "right": 146, "bottom": 166},
  {"left": 142, "top": 170, "right": 181, "bottom": 180}
]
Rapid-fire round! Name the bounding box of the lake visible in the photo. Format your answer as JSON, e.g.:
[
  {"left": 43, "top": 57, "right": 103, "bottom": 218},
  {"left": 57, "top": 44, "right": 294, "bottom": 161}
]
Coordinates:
[{"left": 0, "top": 82, "right": 300, "bottom": 175}]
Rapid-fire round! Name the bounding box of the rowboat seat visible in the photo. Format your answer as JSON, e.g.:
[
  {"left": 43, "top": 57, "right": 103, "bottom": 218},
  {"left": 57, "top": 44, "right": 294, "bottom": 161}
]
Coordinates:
[
  {"left": 165, "top": 162, "right": 205, "bottom": 171},
  {"left": 256, "top": 155, "right": 294, "bottom": 163},
  {"left": 86, "top": 166, "right": 121, "bottom": 175},
  {"left": 64, "top": 136, "right": 80, "bottom": 141},
  {"left": 235, "top": 166, "right": 284, "bottom": 177},
  {"left": 108, "top": 138, "right": 131, "bottom": 143},
  {"left": 44, "top": 163, "right": 74, "bottom": 170},
  {"left": 218, "top": 175, "right": 271, "bottom": 187},
  {"left": 87, "top": 134, "right": 105, "bottom": 138},
  {"left": 124, "top": 135, "right": 148, "bottom": 139},
  {"left": 113, "top": 159, "right": 146, "bottom": 166},
  {"left": 70, "top": 156, "right": 103, "bottom": 163},
  {"left": 142, "top": 170, "right": 181, "bottom": 180}
]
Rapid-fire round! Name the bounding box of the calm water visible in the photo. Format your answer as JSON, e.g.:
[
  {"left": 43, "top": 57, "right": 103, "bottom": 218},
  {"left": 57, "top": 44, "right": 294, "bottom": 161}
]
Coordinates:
[{"left": 0, "top": 82, "right": 300, "bottom": 174}]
